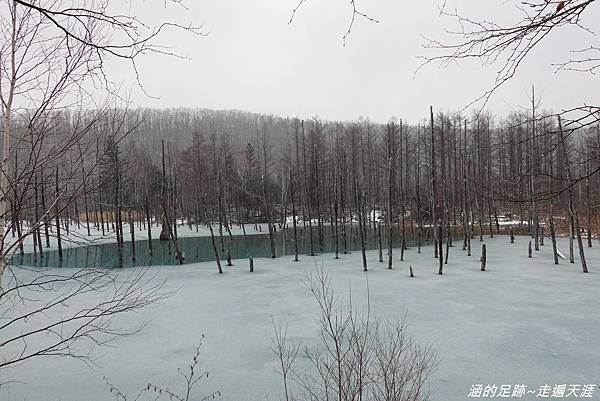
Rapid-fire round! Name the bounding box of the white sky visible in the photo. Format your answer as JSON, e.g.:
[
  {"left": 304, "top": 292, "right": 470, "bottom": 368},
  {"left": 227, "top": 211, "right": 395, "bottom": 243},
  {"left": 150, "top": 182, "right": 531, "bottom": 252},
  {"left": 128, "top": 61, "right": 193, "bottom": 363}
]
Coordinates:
[{"left": 112, "top": 0, "right": 600, "bottom": 124}]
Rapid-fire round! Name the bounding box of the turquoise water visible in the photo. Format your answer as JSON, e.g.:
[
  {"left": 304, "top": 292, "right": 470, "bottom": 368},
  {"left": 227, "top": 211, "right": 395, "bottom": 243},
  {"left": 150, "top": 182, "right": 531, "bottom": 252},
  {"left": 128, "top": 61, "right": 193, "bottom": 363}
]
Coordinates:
[{"left": 12, "top": 225, "right": 419, "bottom": 268}]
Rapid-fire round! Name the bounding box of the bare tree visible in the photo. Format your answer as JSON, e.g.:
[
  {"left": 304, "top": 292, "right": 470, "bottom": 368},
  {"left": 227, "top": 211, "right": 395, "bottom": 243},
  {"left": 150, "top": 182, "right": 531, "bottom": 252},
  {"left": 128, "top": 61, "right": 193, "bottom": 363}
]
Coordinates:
[
  {"left": 104, "top": 338, "right": 220, "bottom": 401},
  {"left": 0, "top": 0, "right": 201, "bottom": 284},
  {"left": 422, "top": 0, "right": 599, "bottom": 110},
  {"left": 288, "top": 0, "right": 379, "bottom": 45},
  {"left": 0, "top": 267, "right": 167, "bottom": 370},
  {"left": 0, "top": 0, "right": 199, "bottom": 391},
  {"left": 273, "top": 267, "right": 437, "bottom": 401}
]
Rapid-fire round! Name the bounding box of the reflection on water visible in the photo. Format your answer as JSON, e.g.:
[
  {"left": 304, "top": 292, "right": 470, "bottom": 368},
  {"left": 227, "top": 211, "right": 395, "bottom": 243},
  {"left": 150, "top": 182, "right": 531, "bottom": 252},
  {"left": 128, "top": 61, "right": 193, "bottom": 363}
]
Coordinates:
[{"left": 13, "top": 224, "right": 428, "bottom": 268}]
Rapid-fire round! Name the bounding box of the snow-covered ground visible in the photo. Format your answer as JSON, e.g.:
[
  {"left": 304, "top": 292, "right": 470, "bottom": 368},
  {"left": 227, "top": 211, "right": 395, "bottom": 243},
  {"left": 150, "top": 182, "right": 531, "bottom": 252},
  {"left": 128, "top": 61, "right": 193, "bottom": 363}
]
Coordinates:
[{"left": 2, "top": 235, "right": 599, "bottom": 401}]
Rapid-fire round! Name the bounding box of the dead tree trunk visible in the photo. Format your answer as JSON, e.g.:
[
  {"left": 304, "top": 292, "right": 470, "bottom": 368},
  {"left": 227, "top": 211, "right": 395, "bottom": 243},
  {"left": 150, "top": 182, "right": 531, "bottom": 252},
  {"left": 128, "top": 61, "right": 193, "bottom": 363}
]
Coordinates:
[
  {"left": 463, "top": 119, "right": 471, "bottom": 256},
  {"left": 430, "top": 106, "right": 438, "bottom": 259},
  {"left": 129, "top": 208, "right": 136, "bottom": 262},
  {"left": 437, "top": 225, "right": 443, "bottom": 275},
  {"left": 549, "top": 143, "right": 558, "bottom": 264},
  {"left": 569, "top": 215, "right": 575, "bottom": 264},
  {"left": 301, "top": 121, "right": 315, "bottom": 256},
  {"left": 34, "top": 174, "right": 43, "bottom": 258},
  {"left": 77, "top": 142, "right": 91, "bottom": 237},
  {"left": 416, "top": 125, "right": 422, "bottom": 254},
  {"left": 532, "top": 87, "right": 541, "bottom": 251},
  {"left": 333, "top": 165, "right": 340, "bottom": 260},
  {"left": 55, "top": 167, "right": 63, "bottom": 262},
  {"left": 262, "top": 175, "right": 276, "bottom": 258},
  {"left": 290, "top": 168, "right": 299, "bottom": 262},
  {"left": 41, "top": 173, "right": 50, "bottom": 248},
  {"left": 480, "top": 244, "right": 486, "bottom": 271},
  {"left": 586, "top": 177, "right": 592, "bottom": 247},
  {"left": 559, "top": 116, "right": 588, "bottom": 273},
  {"left": 355, "top": 176, "right": 367, "bottom": 272},
  {"left": 386, "top": 123, "right": 394, "bottom": 269},
  {"left": 145, "top": 194, "right": 153, "bottom": 257},
  {"left": 203, "top": 197, "right": 222, "bottom": 274},
  {"left": 159, "top": 140, "right": 170, "bottom": 241},
  {"left": 399, "top": 120, "right": 406, "bottom": 261},
  {"left": 378, "top": 221, "right": 383, "bottom": 263},
  {"left": 550, "top": 207, "right": 559, "bottom": 265}
]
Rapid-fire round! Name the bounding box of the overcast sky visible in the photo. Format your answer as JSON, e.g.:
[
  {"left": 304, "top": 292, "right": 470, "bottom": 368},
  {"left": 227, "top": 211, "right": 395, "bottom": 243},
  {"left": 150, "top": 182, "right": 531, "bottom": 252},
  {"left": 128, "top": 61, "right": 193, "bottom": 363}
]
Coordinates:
[{"left": 115, "top": 0, "right": 599, "bottom": 124}]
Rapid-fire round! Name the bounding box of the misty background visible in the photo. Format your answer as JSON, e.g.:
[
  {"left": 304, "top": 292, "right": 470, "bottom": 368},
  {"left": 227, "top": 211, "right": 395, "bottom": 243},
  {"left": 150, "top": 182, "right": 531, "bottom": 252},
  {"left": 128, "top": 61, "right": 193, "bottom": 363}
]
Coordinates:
[{"left": 106, "top": 0, "right": 600, "bottom": 123}]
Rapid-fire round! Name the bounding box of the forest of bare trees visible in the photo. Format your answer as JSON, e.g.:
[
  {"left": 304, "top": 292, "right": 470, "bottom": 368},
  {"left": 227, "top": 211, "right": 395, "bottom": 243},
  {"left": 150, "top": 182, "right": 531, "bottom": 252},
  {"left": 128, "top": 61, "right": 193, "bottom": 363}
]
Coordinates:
[
  {"left": 1, "top": 1, "right": 598, "bottom": 400},
  {"left": 5, "top": 103, "right": 599, "bottom": 275}
]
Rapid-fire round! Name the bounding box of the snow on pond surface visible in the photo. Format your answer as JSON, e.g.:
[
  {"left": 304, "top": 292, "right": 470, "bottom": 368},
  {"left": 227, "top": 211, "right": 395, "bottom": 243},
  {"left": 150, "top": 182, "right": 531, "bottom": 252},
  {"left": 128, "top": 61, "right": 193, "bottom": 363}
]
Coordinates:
[{"left": 2, "top": 236, "right": 599, "bottom": 401}]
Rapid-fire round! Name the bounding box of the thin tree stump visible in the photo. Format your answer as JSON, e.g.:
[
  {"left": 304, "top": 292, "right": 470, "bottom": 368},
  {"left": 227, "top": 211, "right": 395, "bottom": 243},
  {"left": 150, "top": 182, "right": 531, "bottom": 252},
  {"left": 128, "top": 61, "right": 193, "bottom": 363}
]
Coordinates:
[
  {"left": 481, "top": 244, "right": 486, "bottom": 271},
  {"left": 226, "top": 249, "right": 233, "bottom": 267}
]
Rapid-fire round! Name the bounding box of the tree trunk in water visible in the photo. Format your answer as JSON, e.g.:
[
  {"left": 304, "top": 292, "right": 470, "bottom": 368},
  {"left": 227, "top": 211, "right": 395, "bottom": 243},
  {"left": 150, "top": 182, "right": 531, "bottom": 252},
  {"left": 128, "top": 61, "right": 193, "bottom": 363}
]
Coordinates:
[
  {"left": 291, "top": 169, "right": 299, "bottom": 262},
  {"left": 99, "top": 200, "right": 105, "bottom": 236},
  {"left": 34, "top": 174, "right": 43, "bottom": 258},
  {"left": 114, "top": 154, "right": 123, "bottom": 268},
  {"left": 262, "top": 175, "right": 276, "bottom": 258},
  {"left": 400, "top": 120, "right": 406, "bottom": 261},
  {"left": 355, "top": 178, "right": 367, "bottom": 272},
  {"left": 378, "top": 222, "right": 383, "bottom": 263},
  {"left": 416, "top": 126, "right": 422, "bottom": 255},
  {"left": 430, "top": 106, "right": 438, "bottom": 259},
  {"left": 145, "top": 195, "right": 153, "bottom": 257},
  {"left": 302, "top": 121, "right": 315, "bottom": 256},
  {"left": 550, "top": 207, "right": 559, "bottom": 265},
  {"left": 569, "top": 215, "right": 575, "bottom": 264},
  {"left": 172, "top": 177, "right": 178, "bottom": 241},
  {"left": 40, "top": 173, "right": 51, "bottom": 247},
  {"left": 386, "top": 137, "right": 394, "bottom": 269},
  {"left": 437, "top": 225, "right": 443, "bottom": 275},
  {"left": 218, "top": 195, "right": 225, "bottom": 253},
  {"left": 160, "top": 140, "right": 170, "bottom": 241},
  {"left": 480, "top": 244, "right": 486, "bottom": 271},
  {"left": 444, "top": 221, "right": 450, "bottom": 264},
  {"left": 333, "top": 174, "right": 340, "bottom": 260},
  {"left": 573, "top": 207, "right": 588, "bottom": 272},
  {"left": 203, "top": 198, "right": 222, "bottom": 274},
  {"left": 55, "top": 167, "right": 63, "bottom": 262},
  {"left": 586, "top": 177, "right": 592, "bottom": 247},
  {"left": 77, "top": 142, "right": 91, "bottom": 237},
  {"left": 129, "top": 208, "right": 136, "bottom": 262},
  {"left": 463, "top": 119, "right": 471, "bottom": 257},
  {"left": 531, "top": 87, "right": 539, "bottom": 252},
  {"left": 559, "top": 116, "right": 588, "bottom": 272}
]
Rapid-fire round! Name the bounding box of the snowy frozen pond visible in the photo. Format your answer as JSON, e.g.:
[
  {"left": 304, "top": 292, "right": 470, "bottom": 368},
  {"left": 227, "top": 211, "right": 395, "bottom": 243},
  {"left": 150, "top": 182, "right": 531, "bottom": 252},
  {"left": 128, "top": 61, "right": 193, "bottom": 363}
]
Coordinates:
[
  {"left": 12, "top": 224, "right": 412, "bottom": 268},
  {"left": 3, "top": 235, "right": 599, "bottom": 401}
]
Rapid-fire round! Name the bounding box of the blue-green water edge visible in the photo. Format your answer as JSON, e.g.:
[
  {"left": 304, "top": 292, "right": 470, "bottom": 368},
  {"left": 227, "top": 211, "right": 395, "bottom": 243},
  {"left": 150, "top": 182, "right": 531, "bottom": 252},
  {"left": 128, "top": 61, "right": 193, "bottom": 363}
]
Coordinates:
[{"left": 12, "top": 225, "right": 424, "bottom": 268}]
